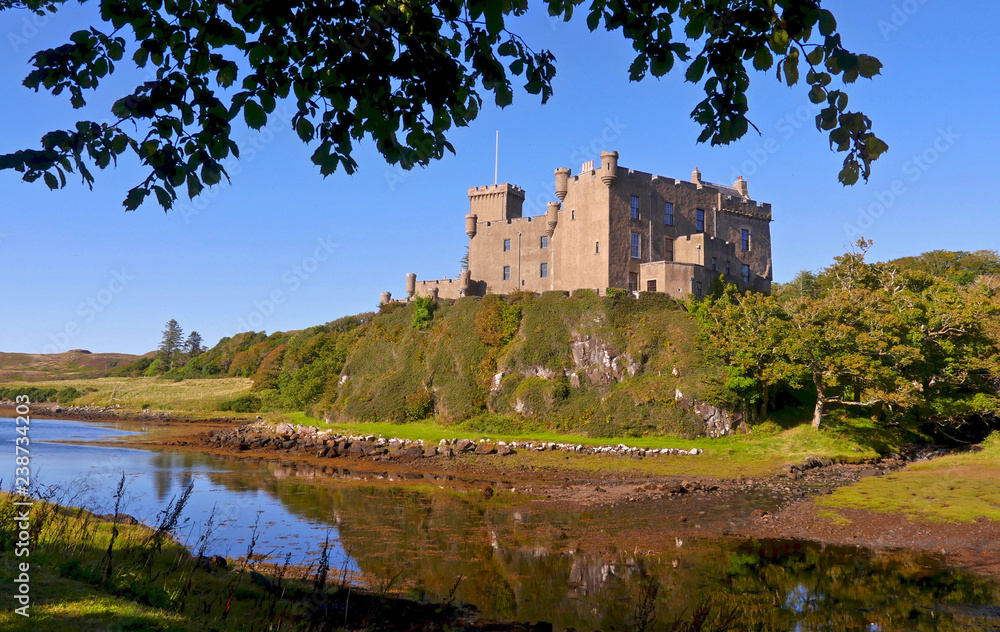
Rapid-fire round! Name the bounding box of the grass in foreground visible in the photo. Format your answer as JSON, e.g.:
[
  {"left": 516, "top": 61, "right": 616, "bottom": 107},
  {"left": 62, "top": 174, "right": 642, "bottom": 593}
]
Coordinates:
[
  {"left": 819, "top": 432, "right": 1000, "bottom": 523},
  {"left": 281, "top": 410, "right": 882, "bottom": 478}
]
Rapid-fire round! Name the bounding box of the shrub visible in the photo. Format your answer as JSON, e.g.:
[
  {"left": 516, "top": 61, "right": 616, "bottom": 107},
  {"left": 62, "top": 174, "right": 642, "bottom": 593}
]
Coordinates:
[
  {"left": 474, "top": 295, "right": 521, "bottom": 347},
  {"left": 411, "top": 296, "right": 437, "bottom": 329},
  {"left": 404, "top": 388, "right": 435, "bottom": 421},
  {"left": 217, "top": 395, "right": 263, "bottom": 413},
  {"left": 55, "top": 386, "right": 82, "bottom": 404}
]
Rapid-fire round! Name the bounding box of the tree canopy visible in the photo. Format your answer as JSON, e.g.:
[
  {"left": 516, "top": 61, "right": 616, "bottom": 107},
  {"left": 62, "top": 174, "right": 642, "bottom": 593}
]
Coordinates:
[
  {"left": 693, "top": 243, "right": 1000, "bottom": 430},
  {"left": 0, "top": 0, "right": 886, "bottom": 211}
]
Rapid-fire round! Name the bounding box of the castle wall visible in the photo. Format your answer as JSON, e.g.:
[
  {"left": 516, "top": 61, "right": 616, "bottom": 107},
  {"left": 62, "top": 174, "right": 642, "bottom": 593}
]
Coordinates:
[
  {"left": 550, "top": 169, "right": 611, "bottom": 292},
  {"left": 396, "top": 151, "right": 774, "bottom": 301},
  {"left": 468, "top": 214, "right": 553, "bottom": 294}
]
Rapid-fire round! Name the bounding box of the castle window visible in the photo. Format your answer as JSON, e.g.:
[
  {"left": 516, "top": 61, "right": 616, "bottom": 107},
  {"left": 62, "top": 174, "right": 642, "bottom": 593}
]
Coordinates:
[
  {"left": 726, "top": 261, "right": 731, "bottom": 275},
  {"left": 711, "top": 257, "right": 717, "bottom": 272},
  {"left": 664, "top": 238, "right": 674, "bottom": 262},
  {"left": 647, "top": 280, "right": 657, "bottom": 292},
  {"left": 665, "top": 202, "right": 674, "bottom": 226},
  {"left": 628, "top": 273, "right": 638, "bottom": 292},
  {"left": 741, "top": 229, "right": 750, "bottom": 251},
  {"left": 571, "top": 210, "right": 575, "bottom": 220},
  {"left": 696, "top": 281, "right": 703, "bottom": 296},
  {"left": 540, "top": 263, "right": 548, "bottom": 278},
  {"left": 595, "top": 241, "right": 600, "bottom": 254},
  {"left": 503, "top": 265, "right": 511, "bottom": 281},
  {"left": 742, "top": 264, "right": 750, "bottom": 284},
  {"left": 540, "top": 235, "right": 549, "bottom": 249},
  {"left": 503, "top": 238, "right": 511, "bottom": 252},
  {"left": 630, "top": 234, "right": 640, "bottom": 259},
  {"left": 630, "top": 196, "right": 640, "bottom": 220},
  {"left": 696, "top": 209, "right": 705, "bottom": 232}
]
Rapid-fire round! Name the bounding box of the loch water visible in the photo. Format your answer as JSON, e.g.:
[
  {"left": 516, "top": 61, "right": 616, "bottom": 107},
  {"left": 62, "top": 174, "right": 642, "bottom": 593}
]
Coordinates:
[{"left": 4, "top": 417, "right": 997, "bottom": 631}]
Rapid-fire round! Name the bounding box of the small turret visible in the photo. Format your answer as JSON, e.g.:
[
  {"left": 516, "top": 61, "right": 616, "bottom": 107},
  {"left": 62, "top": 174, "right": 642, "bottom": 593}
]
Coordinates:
[
  {"left": 600, "top": 151, "right": 618, "bottom": 187},
  {"left": 459, "top": 270, "right": 471, "bottom": 297},
  {"left": 405, "top": 273, "right": 416, "bottom": 299},
  {"left": 429, "top": 286, "right": 439, "bottom": 300},
  {"left": 465, "top": 213, "right": 477, "bottom": 238},
  {"left": 554, "top": 167, "right": 571, "bottom": 201},
  {"left": 380, "top": 291, "right": 392, "bottom": 305},
  {"left": 545, "top": 201, "right": 560, "bottom": 238}
]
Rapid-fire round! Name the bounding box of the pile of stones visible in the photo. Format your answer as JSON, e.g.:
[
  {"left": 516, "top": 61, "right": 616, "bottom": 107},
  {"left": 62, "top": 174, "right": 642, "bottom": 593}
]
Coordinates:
[{"left": 207, "top": 422, "right": 703, "bottom": 461}]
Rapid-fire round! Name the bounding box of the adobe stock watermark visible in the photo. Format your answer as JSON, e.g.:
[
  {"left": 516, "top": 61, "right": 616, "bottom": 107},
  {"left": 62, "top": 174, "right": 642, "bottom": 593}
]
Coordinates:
[
  {"left": 232, "top": 236, "right": 338, "bottom": 333},
  {"left": 180, "top": 105, "right": 296, "bottom": 224},
  {"left": 878, "top": 0, "right": 932, "bottom": 41},
  {"left": 35, "top": 269, "right": 135, "bottom": 354},
  {"left": 11, "top": 395, "right": 32, "bottom": 618},
  {"left": 7, "top": 10, "right": 50, "bottom": 55},
  {"left": 729, "top": 100, "right": 820, "bottom": 183},
  {"left": 843, "top": 127, "right": 959, "bottom": 240}
]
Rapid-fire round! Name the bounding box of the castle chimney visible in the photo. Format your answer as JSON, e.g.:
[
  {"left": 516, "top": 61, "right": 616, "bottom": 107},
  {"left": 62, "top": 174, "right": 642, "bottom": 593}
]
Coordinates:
[
  {"left": 691, "top": 167, "right": 702, "bottom": 185},
  {"left": 600, "top": 151, "right": 619, "bottom": 187},
  {"left": 554, "top": 167, "right": 570, "bottom": 201},
  {"left": 734, "top": 176, "right": 748, "bottom": 197}
]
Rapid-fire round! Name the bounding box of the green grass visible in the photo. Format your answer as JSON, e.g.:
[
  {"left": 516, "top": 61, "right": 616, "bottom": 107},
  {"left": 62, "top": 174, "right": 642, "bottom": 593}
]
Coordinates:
[
  {"left": 820, "top": 432, "right": 1000, "bottom": 523},
  {"left": 0, "top": 492, "right": 325, "bottom": 632},
  {"left": 282, "top": 410, "right": 879, "bottom": 478},
  {"left": 0, "top": 376, "right": 253, "bottom": 412}
]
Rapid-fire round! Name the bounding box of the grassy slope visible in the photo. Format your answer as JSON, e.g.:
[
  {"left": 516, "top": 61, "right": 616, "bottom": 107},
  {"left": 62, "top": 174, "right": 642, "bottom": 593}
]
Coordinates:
[
  {"left": 820, "top": 432, "right": 1000, "bottom": 522},
  {"left": 283, "top": 410, "right": 881, "bottom": 478},
  {"left": 0, "top": 350, "right": 145, "bottom": 382},
  {"left": 0, "top": 377, "right": 252, "bottom": 412}
]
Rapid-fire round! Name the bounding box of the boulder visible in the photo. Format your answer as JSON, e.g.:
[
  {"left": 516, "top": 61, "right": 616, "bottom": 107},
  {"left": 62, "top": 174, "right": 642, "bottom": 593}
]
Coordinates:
[
  {"left": 475, "top": 442, "right": 497, "bottom": 455},
  {"left": 423, "top": 446, "right": 438, "bottom": 458},
  {"left": 275, "top": 422, "right": 295, "bottom": 436}
]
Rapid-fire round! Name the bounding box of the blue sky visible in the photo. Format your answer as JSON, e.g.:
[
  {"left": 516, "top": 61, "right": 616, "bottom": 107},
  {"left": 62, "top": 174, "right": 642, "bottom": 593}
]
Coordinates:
[{"left": 2, "top": 1, "right": 997, "bottom": 355}]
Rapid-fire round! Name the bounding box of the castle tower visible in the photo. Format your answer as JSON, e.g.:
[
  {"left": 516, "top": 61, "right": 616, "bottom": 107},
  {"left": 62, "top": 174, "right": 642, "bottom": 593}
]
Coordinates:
[
  {"left": 545, "top": 201, "right": 560, "bottom": 238},
  {"left": 554, "top": 167, "right": 571, "bottom": 201},
  {"left": 468, "top": 183, "right": 525, "bottom": 221},
  {"left": 600, "top": 151, "right": 619, "bottom": 187}
]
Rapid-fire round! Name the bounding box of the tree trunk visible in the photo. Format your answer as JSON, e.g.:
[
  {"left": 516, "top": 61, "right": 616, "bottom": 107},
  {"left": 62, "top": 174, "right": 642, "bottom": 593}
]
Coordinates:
[
  {"left": 812, "top": 374, "right": 825, "bottom": 429},
  {"left": 760, "top": 383, "right": 770, "bottom": 420}
]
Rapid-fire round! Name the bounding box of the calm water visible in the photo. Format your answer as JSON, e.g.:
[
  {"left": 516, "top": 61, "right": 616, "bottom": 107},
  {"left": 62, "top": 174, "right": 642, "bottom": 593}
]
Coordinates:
[{"left": 3, "top": 417, "right": 997, "bottom": 631}]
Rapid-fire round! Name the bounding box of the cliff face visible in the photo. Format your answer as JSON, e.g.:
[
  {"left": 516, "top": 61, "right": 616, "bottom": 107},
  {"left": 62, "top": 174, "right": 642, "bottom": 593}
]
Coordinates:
[{"left": 326, "top": 292, "right": 736, "bottom": 438}]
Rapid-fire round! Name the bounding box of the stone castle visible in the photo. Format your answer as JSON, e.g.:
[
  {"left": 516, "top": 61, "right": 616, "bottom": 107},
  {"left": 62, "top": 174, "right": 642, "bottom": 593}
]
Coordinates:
[{"left": 383, "top": 150, "right": 772, "bottom": 302}]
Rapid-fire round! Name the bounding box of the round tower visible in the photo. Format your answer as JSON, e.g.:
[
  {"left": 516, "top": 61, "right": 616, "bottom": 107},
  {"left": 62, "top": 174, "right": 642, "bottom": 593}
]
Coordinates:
[
  {"left": 554, "top": 167, "right": 571, "bottom": 201},
  {"left": 545, "top": 201, "right": 560, "bottom": 238},
  {"left": 429, "top": 286, "right": 439, "bottom": 300},
  {"left": 458, "top": 269, "right": 471, "bottom": 297},
  {"left": 465, "top": 212, "right": 477, "bottom": 238},
  {"left": 600, "top": 151, "right": 619, "bottom": 187},
  {"left": 405, "top": 273, "right": 416, "bottom": 298},
  {"left": 380, "top": 291, "right": 392, "bottom": 305}
]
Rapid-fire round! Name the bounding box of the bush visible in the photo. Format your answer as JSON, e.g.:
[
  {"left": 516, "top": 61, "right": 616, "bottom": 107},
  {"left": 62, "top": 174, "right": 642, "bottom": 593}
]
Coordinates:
[
  {"left": 411, "top": 296, "right": 437, "bottom": 330},
  {"left": 403, "top": 388, "right": 435, "bottom": 421},
  {"left": 217, "top": 395, "right": 263, "bottom": 413},
  {"left": 55, "top": 386, "right": 82, "bottom": 404}
]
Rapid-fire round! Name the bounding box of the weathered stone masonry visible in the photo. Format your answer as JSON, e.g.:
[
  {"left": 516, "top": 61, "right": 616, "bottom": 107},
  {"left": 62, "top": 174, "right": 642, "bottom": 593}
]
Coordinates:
[{"left": 383, "top": 151, "right": 772, "bottom": 302}]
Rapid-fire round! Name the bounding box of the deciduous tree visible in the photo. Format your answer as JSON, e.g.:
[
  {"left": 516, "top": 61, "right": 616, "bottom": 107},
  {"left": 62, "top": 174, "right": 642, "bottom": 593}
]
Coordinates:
[{"left": 0, "top": 0, "right": 886, "bottom": 212}]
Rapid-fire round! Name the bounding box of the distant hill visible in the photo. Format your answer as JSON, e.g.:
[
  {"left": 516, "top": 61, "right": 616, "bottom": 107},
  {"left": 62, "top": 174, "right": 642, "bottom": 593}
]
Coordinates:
[{"left": 0, "top": 349, "right": 149, "bottom": 381}]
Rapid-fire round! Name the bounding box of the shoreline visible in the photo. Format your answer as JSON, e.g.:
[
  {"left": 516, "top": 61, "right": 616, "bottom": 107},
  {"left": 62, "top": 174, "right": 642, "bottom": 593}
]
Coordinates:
[
  {"left": 13, "top": 408, "right": 1000, "bottom": 579},
  {"left": 126, "top": 419, "right": 1000, "bottom": 579}
]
